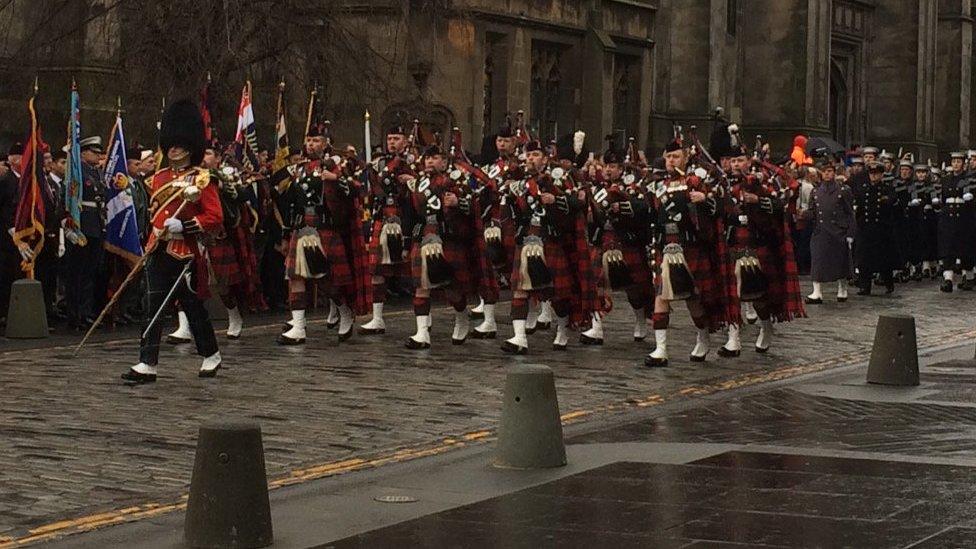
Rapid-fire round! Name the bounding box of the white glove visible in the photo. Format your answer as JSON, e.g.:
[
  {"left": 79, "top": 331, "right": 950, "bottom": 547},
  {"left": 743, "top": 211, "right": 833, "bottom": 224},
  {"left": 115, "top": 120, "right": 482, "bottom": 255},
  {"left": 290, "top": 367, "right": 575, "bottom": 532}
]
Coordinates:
[
  {"left": 964, "top": 193, "right": 973, "bottom": 202},
  {"left": 163, "top": 217, "right": 183, "bottom": 234},
  {"left": 932, "top": 197, "right": 941, "bottom": 205},
  {"left": 846, "top": 237, "right": 854, "bottom": 246},
  {"left": 693, "top": 167, "right": 708, "bottom": 179},
  {"left": 909, "top": 198, "right": 921, "bottom": 207},
  {"left": 58, "top": 228, "right": 66, "bottom": 258}
]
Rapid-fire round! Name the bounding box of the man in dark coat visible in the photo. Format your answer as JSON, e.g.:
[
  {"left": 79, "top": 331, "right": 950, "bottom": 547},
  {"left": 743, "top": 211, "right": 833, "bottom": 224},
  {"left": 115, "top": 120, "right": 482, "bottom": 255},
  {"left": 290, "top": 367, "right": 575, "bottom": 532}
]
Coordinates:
[
  {"left": 937, "top": 151, "right": 976, "bottom": 292},
  {"left": 0, "top": 142, "right": 23, "bottom": 324},
  {"left": 915, "top": 163, "right": 940, "bottom": 278},
  {"left": 63, "top": 136, "right": 107, "bottom": 329},
  {"left": 853, "top": 162, "right": 898, "bottom": 295},
  {"left": 804, "top": 159, "right": 855, "bottom": 303},
  {"left": 891, "top": 159, "right": 914, "bottom": 281}
]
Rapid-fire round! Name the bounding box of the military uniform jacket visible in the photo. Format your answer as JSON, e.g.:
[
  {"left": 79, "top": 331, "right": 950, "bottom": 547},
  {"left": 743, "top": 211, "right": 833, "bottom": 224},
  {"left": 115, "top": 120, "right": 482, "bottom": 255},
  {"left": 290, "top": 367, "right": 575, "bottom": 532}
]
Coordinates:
[
  {"left": 853, "top": 179, "right": 898, "bottom": 272},
  {"left": 937, "top": 170, "right": 976, "bottom": 262},
  {"left": 808, "top": 179, "right": 855, "bottom": 282},
  {"left": 79, "top": 163, "right": 106, "bottom": 240},
  {"left": 147, "top": 166, "right": 223, "bottom": 261}
]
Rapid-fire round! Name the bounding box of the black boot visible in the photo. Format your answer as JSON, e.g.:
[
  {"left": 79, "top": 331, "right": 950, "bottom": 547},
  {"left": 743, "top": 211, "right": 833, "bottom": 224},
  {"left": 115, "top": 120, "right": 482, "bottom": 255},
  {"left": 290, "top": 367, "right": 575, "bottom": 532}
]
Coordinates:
[{"left": 941, "top": 279, "right": 954, "bottom": 293}]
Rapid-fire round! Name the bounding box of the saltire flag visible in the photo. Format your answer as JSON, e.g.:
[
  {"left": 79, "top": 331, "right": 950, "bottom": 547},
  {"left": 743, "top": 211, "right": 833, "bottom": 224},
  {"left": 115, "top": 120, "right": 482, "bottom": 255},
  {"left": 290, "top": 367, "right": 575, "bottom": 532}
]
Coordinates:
[
  {"left": 234, "top": 81, "right": 260, "bottom": 171},
  {"left": 64, "top": 84, "right": 84, "bottom": 233},
  {"left": 200, "top": 74, "right": 215, "bottom": 143},
  {"left": 102, "top": 113, "right": 143, "bottom": 263},
  {"left": 12, "top": 94, "right": 48, "bottom": 276},
  {"left": 272, "top": 81, "right": 289, "bottom": 172}
]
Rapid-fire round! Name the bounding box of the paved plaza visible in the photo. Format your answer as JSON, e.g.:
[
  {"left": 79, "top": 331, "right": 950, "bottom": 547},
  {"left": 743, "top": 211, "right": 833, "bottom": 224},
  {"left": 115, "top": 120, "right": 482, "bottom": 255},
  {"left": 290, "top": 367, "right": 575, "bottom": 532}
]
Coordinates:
[{"left": 1, "top": 279, "right": 975, "bottom": 547}]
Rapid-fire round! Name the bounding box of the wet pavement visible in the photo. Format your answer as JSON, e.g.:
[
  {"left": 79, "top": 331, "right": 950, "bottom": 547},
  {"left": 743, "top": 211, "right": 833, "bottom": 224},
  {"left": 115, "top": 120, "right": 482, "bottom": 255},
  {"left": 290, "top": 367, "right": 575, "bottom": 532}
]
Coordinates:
[
  {"left": 327, "top": 349, "right": 976, "bottom": 549},
  {"left": 4, "top": 278, "right": 976, "bottom": 547}
]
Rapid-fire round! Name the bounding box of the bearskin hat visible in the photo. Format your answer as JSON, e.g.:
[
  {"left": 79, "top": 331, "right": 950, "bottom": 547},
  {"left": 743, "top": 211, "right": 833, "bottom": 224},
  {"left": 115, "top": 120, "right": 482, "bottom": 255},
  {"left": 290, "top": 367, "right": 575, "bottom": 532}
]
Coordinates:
[{"left": 160, "top": 99, "right": 206, "bottom": 166}]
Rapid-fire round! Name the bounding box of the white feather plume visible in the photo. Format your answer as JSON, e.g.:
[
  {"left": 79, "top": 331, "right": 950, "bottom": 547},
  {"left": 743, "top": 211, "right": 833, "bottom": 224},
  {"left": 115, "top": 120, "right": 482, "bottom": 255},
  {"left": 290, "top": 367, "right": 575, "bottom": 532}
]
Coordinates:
[{"left": 573, "top": 131, "right": 585, "bottom": 156}]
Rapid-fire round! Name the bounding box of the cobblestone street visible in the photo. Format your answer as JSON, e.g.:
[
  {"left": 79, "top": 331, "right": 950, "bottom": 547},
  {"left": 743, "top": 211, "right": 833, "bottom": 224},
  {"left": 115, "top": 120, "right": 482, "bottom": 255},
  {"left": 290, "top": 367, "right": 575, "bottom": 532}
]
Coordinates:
[{"left": 1, "top": 278, "right": 975, "bottom": 543}]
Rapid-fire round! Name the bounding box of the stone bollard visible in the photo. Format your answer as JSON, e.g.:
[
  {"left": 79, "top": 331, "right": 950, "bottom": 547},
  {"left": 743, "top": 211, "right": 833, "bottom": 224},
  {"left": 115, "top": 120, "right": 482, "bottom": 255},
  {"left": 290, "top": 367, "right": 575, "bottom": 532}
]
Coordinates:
[
  {"left": 866, "top": 314, "right": 919, "bottom": 386},
  {"left": 184, "top": 422, "right": 273, "bottom": 549},
  {"left": 493, "top": 364, "right": 566, "bottom": 469},
  {"left": 5, "top": 279, "right": 48, "bottom": 339}
]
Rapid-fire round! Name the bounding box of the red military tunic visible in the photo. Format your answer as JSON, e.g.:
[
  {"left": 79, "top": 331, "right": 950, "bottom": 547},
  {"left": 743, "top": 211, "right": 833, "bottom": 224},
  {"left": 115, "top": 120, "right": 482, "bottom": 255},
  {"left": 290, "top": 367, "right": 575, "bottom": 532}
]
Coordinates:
[{"left": 147, "top": 166, "right": 223, "bottom": 296}]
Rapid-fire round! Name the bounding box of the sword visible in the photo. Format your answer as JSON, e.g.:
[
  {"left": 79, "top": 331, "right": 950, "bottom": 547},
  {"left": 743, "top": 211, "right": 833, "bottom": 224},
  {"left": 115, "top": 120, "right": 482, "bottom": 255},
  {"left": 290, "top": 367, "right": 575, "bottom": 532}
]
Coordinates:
[{"left": 141, "top": 260, "right": 193, "bottom": 340}]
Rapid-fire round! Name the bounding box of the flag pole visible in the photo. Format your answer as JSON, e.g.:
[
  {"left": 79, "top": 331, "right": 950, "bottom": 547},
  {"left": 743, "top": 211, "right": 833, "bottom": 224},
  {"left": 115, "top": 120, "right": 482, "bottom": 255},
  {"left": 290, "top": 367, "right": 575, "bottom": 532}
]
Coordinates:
[
  {"left": 304, "top": 85, "right": 317, "bottom": 138},
  {"left": 364, "top": 110, "right": 372, "bottom": 164}
]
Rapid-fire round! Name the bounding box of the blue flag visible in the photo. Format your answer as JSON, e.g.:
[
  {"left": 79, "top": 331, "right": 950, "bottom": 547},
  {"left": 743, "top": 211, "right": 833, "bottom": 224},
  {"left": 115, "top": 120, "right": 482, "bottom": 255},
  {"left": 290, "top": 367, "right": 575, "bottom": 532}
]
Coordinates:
[
  {"left": 103, "top": 114, "right": 143, "bottom": 263},
  {"left": 64, "top": 86, "right": 84, "bottom": 234}
]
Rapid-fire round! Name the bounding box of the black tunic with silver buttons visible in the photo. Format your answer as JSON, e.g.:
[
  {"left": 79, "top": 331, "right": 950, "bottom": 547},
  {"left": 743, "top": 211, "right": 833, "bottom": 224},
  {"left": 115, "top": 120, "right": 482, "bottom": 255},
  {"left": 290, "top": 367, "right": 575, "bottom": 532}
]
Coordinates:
[
  {"left": 937, "top": 170, "right": 976, "bottom": 266},
  {"left": 853, "top": 178, "right": 899, "bottom": 274}
]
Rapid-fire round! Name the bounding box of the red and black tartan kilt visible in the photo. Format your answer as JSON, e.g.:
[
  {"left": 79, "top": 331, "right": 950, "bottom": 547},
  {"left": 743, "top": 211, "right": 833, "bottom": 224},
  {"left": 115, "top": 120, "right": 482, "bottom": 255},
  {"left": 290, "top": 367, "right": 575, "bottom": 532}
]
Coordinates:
[
  {"left": 509, "top": 239, "right": 574, "bottom": 302},
  {"left": 486, "top": 217, "right": 517, "bottom": 275},
  {"left": 654, "top": 239, "right": 723, "bottom": 305},
  {"left": 731, "top": 244, "right": 781, "bottom": 302},
  {"left": 367, "top": 219, "right": 411, "bottom": 278},
  {"left": 593, "top": 233, "right": 652, "bottom": 290},
  {"left": 410, "top": 237, "right": 477, "bottom": 296},
  {"left": 208, "top": 237, "right": 242, "bottom": 288},
  {"left": 285, "top": 227, "right": 354, "bottom": 288}
]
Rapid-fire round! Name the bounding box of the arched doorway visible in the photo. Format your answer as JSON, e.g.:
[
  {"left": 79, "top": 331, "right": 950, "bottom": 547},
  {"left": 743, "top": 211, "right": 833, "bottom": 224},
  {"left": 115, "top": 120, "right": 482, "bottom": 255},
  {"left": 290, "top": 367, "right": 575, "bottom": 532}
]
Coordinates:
[{"left": 829, "top": 58, "right": 849, "bottom": 146}]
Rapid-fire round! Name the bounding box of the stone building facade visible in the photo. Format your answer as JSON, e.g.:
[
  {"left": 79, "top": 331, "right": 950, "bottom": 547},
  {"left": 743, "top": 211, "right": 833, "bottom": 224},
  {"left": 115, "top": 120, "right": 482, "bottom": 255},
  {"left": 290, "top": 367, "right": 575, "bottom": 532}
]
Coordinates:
[{"left": 0, "top": 0, "right": 973, "bottom": 161}]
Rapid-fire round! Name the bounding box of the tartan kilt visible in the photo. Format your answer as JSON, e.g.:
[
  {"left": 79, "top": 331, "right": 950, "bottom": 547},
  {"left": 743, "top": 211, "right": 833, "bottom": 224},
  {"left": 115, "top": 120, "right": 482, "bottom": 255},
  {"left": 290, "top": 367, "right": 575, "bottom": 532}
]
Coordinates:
[
  {"left": 367, "top": 218, "right": 411, "bottom": 278},
  {"left": 208, "top": 237, "right": 242, "bottom": 288},
  {"left": 593, "top": 233, "right": 652, "bottom": 289},
  {"left": 486, "top": 217, "right": 517, "bottom": 275},
  {"left": 509, "top": 239, "right": 574, "bottom": 302},
  {"left": 285, "top": 227, "right": 354, "bottom": 288},
  {"left": 410, "top": 237, "right": 477, "bottom": 296},
  {"left": 654, "top": 236, "right": 735, "bottom": 330}
]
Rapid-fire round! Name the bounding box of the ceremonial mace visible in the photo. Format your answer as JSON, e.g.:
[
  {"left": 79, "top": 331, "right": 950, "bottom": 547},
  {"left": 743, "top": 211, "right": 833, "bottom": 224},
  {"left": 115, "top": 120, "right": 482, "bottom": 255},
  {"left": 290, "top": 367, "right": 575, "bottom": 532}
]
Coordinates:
[{"left": 73, "top": 185, "right": 201, "bottom": 355}]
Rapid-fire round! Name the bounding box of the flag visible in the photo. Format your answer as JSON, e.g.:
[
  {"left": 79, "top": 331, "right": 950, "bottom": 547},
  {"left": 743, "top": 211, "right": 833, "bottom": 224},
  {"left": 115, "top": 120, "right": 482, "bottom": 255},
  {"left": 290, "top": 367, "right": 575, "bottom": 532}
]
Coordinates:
[
  {"left": 12, "top": 95, "right": 48, "bottom": 275},
  {"left": 234, "top": 81, "right": 260, "bottom": 171},
  {"left": 200, "top": 76, "right": 215, "bottom": 143},
  {"left": 64, "top": 84, "right": 84, "bottom": 233},
  {"left": 102, "top": 113, "right": 143, "bottom": 263},
  {"left": 272, "top": 81, "right": 289, "bottom": 172}
]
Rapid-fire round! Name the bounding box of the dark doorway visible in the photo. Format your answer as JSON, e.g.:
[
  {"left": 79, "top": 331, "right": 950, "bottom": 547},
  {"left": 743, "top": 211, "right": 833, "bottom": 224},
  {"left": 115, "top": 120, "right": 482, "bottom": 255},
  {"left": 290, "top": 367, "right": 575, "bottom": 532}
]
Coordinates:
[{"left": 829, "top": 59, "right": 849, "bottom": 147}]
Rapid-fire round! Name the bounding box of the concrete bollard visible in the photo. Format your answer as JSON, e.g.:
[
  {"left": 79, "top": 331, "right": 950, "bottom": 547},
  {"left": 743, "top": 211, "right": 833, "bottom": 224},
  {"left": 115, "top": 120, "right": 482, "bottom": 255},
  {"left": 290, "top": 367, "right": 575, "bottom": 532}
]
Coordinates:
[
  {"left": 493, "top": 364, "right": 566, "bottom": 469},
  {"left": 5, "top": 279, "right": 48, "bottom": 339},
  {"left": 866, "top": 314, "right": 919, "bottom": 386},
  {"left": 184, "top": 422, "right": 273, "bottom": 549}
]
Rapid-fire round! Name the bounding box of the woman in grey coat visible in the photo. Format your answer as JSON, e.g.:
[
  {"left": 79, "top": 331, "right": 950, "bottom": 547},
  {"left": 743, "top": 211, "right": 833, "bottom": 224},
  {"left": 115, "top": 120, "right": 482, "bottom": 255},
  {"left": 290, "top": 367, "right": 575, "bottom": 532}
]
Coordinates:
[{"left": 804, "top": 160, "right": 856, "bottom": 303}]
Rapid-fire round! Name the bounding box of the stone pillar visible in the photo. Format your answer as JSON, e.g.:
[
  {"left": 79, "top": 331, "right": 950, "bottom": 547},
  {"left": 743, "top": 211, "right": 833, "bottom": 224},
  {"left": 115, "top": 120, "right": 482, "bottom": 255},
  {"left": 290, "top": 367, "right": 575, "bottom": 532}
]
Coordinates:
[
  {"left": 506, "top": 27, "right": 532, "bottom": 120},
  {"left": 579, "top": 7, "right": 614, "bottom": 150},
  {"left": 867, "top": 0, "right": 939, "bottom": 159},
  {"left": 935, "top": 0, "right": 972, "bottom": 155},
  {"left": 741, "top": 0, "right": 830, "bottom": 152}
]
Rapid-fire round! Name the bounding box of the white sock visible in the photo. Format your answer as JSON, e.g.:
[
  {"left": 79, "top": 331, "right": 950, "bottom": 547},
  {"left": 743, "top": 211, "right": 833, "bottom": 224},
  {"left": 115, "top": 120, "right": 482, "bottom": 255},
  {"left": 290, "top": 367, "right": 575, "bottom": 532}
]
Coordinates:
[
  {"left": 361, "top": 302, "right": 385, "bottom": 330},
  {"left": 724, "top": 324, "right": 742, "bottom": 351},
  {"left": 807, "top": 282, "right": 822, "bottom": 300},
  {"left": 507, "top": 319, "right": 528, "bottom": 348},
  {"left": 691, "top": 328, "right": 710, "bottom": 358},
  {"left": 282, "top": 310, "right": 306, "bottom": 339},
  {"left": 650, "top": 329, "right": 668, "bottom": 359},
  {"left": 582, "top": 312, "right": 603, "bottom": 340},
  {"left": 476, "top": 304, "right": 497, "bottom": 333},
  {"left": 553, "top": 315, "right": 569, "bottom": 347},
  {"left": 453, "top": 310, "right": 469, "bottom": 341},
  {"left": 226, "top": 307, "right": 243, "bottom": 337},
  {"left": 410, "top": 315, "right": 431, "bottom": 344},
  {"left": 169, "top": 311, "right": 191, "bottom": 339},
  {"left": 200, "top": 352, "right": 221, "bottom": 372},
  {"left": 632, "top": 307, "right": 647, "bottom": 340}
]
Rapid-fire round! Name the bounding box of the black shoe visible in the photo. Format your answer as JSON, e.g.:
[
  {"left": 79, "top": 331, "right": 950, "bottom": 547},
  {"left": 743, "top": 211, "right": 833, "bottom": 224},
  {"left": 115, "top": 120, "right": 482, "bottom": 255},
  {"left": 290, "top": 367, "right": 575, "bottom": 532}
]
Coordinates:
[
  {"left": 469, "top": 310, "right": 485, "bottom": 320},
  {"left": 689, "top": 353, "right": 707, "bottom": 363},
  {"left": 121, "top": 368, "right": 156, "bottom": 385},
  {"left": 837, "top": 296, "right": 848, "bottom": 302},
  {"left": 959, "top": 279, "right": 975, "bottom": 291},
  {"left": 579, "top": 333, "right": 604, "bottom": 346},
  {"left": 358, "top": 326, "right": 386, "bottom": 335},
  {"left": 198, "top": 364, "right": 220, "bottom": 378},
  {"left": 525, "top": 326, "right": 537, "bottom": 335},
  {"left": 452, "top": 336, "right": 466, "bottom": 346},
  {"left": 471, "top": 329, "right": 497, "bottom": 340},
  {"left": 755, "top": 345, "right": 770, "bottom": 354},
  {"left": 941, "top": 280, "right": 954, "bottom": 293},
  {"left": 166, "top": 334, "right": 191, "bottom": 344},
  {"left": 338, "top": 329, "right": 353, "bottom": 342},
  {"left": 644, "top": 355, "right": 668, "bottom": 368},
  {"left": 535, "top": 321, "right": 551, "bottom": 331},
  {"left": 717, "top": 346, "right": 741, "bottom": 358},
  {"left": 276, "top": 333, "right": 305, "bottom": 345},
  {"left": 552, "top": 342, "right": 567, "bottom": 351},
  {"left": 745, "top": 316, "right": 757, "bottom": 325},
  {"left": 405, "top": 337, "right": 430, "bottom": 350},
  {"left": 226, "top": 333, "right": 241, "bottom": 341},
  {"left": 327, "top": 319, "right": 339, "bottom": 330},
  {"left": 501, "top": 340, "right": 527, "bottom": 355},
  {"left": 804, "top": 296, "right": 823, "bottom": 305},
  {"left": 885, "top": 283, "right": 895, "bottom": 295}
]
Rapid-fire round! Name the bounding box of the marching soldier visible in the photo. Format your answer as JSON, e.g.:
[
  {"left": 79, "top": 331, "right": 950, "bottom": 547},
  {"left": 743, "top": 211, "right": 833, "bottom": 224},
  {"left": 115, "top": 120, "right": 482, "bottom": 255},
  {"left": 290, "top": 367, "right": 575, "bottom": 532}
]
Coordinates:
[
  {"left": 645, "top": 133, "right": 735, "bottom": 367},
  {"left": 936, "top": 152, "right": 976, "bottom": 292},
  {"left": 501, "top": 140, "right": 597, "bottom": 354},
  {"left": 580, "top": 146, "right": 653, "bottom": 345},
  {"left": 359, "top": 124, "right": 418, "bottom": 336},
  {"left": 853, "top": 162, "right": 898, "bottom": 295},
  {"left": 276, "top": 124, "right": 371, "bottom": 345},
  {"left": 914, "top": 163, "right": 940, "bottom": 278},
  {"left": 403, "top": 144, "right": 491, "bottom": 349},
  {"left": 719, "top": 144, "right": 805, "bottom": 356},
  {"left": 122, "top": 99, "right": 223, "bottom": 384},
  {"left": 804, "top": 159, "right": 855, "bottom": 303}
]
